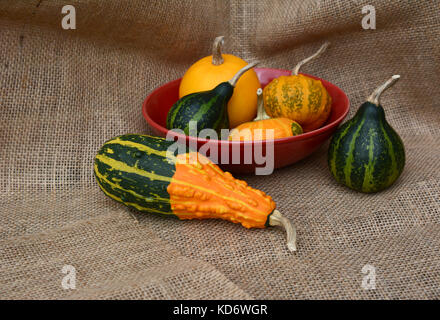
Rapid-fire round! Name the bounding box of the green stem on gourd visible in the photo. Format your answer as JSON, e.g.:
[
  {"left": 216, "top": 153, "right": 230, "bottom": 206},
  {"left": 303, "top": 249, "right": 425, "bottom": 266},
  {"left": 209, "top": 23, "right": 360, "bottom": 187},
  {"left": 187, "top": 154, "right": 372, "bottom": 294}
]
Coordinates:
[
  {"left": 367, "top": 75, "right": 401, "bottom": 106},
  {"left": 228, "top": 61, "right": 259, "bottom": 87},
  {"left": 292, "top": 41, "right": 330, "bottom": 76},
  {"left": 212, "top": 36, "right": 225, "bottom": 66},
  {"left": 254, "top": 88, "right": 270, "bottom": 121},
  {"left": 268, "top": 210, "right": 297, "bottom": 252}
]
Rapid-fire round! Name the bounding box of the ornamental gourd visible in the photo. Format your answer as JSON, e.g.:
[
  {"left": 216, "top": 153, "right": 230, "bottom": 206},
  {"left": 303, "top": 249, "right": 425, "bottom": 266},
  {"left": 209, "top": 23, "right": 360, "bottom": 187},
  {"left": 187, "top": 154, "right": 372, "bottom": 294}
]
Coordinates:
[
  {"left": 328, "top": 75, "right": 405, "bottom": 193},
  {"left": 263, "top": 42, "right": 332, "bottom": 132},
  {"left": 94, "top": 134, "right": 297, "bottom": 251},
  {"left": 179, "top": 36, "right": 261, "bottom": 128},
  {"left": 167, "top": 62, "right": 258, "bottom": 136},
  {"left": 229, "top": 88, "right": 303, "bottom": 141}
]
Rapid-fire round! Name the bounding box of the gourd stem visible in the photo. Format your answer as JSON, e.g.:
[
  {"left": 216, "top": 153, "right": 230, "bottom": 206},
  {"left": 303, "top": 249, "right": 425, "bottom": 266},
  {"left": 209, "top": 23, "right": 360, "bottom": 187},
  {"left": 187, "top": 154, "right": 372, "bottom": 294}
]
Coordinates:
[
  {"left": 212, "top": 36, "right": 225, "bottom": 66},
  {"left": 268, "top": 210, "right": 297, "bottom": 252},
  {"left": 292, "top": 41, "right": 330, "bottom": 75},
  {"left": 254, "top": 88, "right": 270, "bottom": 121},
  {"left": 228, "top": 61, "right": 259, "bottom": 87},
  {"left": 367, "top": 75, "right": 401, "bottom": 106}
]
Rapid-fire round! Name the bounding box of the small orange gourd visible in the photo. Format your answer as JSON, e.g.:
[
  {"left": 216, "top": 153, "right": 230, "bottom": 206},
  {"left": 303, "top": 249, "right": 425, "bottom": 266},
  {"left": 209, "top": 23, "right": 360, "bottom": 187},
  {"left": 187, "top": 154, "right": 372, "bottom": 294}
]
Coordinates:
[
  {"left": 263, "top": 42, "right": 332, "bottom": 132},
  {"left": 229, "top": 89, "right": 303, "bottom": 141},
  {"left": 179, "top": 36, "right": 261, "bottom": 128}
]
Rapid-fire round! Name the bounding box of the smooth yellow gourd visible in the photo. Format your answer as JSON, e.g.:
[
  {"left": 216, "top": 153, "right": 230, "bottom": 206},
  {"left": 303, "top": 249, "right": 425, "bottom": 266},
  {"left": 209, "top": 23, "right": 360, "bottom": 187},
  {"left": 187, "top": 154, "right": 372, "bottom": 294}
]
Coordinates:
[{"left": 179, "top": 36, "right": 261, "bottom": 128}]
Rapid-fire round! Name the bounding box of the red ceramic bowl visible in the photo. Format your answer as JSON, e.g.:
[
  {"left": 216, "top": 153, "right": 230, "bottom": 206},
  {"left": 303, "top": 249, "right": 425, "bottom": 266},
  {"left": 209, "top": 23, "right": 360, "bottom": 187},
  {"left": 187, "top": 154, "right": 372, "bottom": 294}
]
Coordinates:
[{"left": 142, "top": 68, "right": 349, "bottom": 174}]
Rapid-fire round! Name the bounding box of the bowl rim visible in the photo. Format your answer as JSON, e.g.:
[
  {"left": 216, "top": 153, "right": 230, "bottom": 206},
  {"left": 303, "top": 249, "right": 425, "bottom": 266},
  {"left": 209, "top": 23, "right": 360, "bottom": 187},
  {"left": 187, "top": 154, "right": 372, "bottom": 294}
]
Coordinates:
[{"left": 142, "top": 68, "right": 350, "bottom": 146}]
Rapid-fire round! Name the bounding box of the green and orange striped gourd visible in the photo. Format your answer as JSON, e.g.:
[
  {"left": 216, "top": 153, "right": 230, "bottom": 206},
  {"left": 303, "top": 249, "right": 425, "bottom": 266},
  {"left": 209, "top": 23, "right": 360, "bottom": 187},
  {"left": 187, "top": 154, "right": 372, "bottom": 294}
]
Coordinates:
[
  {"left": 263, "top": 42, "right": 332, "bottom": 132},
  {"left": 94, "top": 134, "right": 297, "bottom": 251},
  {"left": 328, "top": 75, "right": 405, "bottom": 193}
]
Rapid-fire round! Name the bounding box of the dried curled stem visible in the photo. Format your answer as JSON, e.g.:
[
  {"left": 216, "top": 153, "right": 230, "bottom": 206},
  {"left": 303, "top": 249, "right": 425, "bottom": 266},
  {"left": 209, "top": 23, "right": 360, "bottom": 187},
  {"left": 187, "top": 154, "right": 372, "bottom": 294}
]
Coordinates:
[
  {"left": 212, "top": 36, "right": 225, "bottom": 65},
  {"left": 268, "top": 210, "right": 297, "bottom": 252},
  {"left": 254, "top": 88, "right": 270, "bottom": 121},
  {"left": 367, "top": 75, "right": 401, "bottom": 106},
  {"left": 292, "top": 41, "right": 330, "bottom": 75},
  {"left": 228, "top": 61, "right": 259, "bottom": 87}
]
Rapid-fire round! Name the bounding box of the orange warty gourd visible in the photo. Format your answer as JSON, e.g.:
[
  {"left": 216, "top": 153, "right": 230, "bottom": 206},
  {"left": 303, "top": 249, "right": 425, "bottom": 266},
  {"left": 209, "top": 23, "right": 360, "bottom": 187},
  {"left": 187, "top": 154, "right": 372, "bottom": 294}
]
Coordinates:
[
  {"left": 169, "top": 153, "right": 275, "bottom": 229},
  {"left": 179, "top": 36, "right": 261, "bottom": 128},
  {"left": 229, "top": 89, "right": 303, "bottom": 141},
  {"left": 263, "top": 42, "right": 332, "bottom": 132}
]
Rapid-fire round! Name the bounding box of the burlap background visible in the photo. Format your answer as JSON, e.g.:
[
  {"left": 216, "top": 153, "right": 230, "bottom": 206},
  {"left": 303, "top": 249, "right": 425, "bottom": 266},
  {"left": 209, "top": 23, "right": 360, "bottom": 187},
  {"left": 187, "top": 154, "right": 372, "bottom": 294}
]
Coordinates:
[{"left": 1, "top": 0, "right": 439, "bottom": 299}]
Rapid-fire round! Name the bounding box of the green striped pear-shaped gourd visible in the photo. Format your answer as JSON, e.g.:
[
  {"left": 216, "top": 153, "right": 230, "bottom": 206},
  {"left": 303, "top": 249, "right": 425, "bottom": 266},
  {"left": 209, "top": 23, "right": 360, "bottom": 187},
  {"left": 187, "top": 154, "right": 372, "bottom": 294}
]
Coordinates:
[
  {"left": 328, "top": 75, "right": 405, "bottom": 193},
  {"left": 166, "top": 62, "right": 258, "bottom": 136}
]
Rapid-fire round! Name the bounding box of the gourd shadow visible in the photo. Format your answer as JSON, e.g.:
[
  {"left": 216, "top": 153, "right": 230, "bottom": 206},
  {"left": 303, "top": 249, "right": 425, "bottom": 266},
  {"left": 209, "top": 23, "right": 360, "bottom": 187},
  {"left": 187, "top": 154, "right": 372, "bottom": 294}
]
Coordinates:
[{"left": 126, "top": 207, "right": 179, "bottom": 224}]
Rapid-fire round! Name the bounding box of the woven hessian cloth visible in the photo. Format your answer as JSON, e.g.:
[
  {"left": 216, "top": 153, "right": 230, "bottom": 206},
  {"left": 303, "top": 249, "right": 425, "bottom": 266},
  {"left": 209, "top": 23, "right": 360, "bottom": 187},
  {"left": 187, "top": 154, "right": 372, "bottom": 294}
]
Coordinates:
[{"left": 1, "top": 0, "right": 439, "bottom": 299}]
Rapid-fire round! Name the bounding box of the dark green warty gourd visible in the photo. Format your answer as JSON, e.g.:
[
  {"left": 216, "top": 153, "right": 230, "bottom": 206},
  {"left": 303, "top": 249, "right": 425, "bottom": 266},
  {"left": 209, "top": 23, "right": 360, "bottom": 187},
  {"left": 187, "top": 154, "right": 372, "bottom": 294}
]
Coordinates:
[
  {"left": 166, "top": 62, "right": 258, "bottom": 136},
  {"left": 328, "top": 75, "right": 405, "bottom": 193}
]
